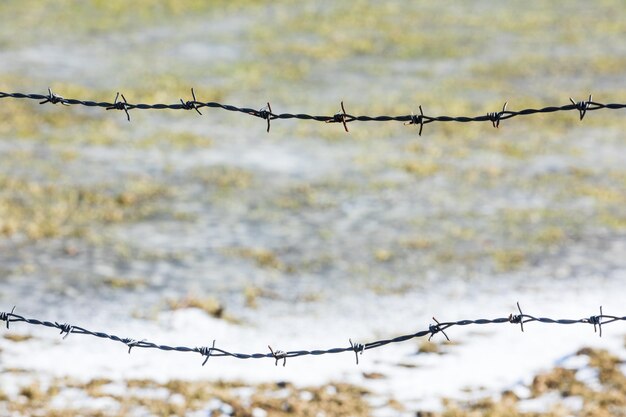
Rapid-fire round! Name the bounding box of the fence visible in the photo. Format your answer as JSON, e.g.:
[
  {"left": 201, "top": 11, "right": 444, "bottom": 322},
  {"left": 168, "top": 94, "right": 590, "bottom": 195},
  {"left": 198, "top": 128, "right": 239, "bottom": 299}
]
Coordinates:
[{"left": 1, "top": 90, "right": 625, "bottom": 368}]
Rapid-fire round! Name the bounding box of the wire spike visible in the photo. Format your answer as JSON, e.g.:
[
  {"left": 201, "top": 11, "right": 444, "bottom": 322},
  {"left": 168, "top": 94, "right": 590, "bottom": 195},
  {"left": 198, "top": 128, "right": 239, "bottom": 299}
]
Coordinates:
[
  {"left": 180, "top": 88, "right": 202, "bottom": 115},
  {"left": 587, "top": 306, "right": 603, "bottom": 337},
  {"left": 268, "top": 345, "right": 287, "bottom": 367},
  {"left": 508, "top": 301, "right": 525, "bottom": 332},
  {"left": 570, "top": 94, "right": 592, "bottom": 120},
  {"left": 487, "top": 101, "right": 508, "bottom": 128},
  {"left": 349, "top": 338, "right": 365, "bottom": 365},
  {"left": 404, "top": 105, "right": 426, "bottom": 136},
  {"left": 55, "top": 322, "right": 74, "bottom": 339},
  {"left": 198, "top": 340, "right": 216, "bottom": 366},
  {"left": 124, "top": 338, "right": 146, "bottom": 354},
  {"left": 326, "top": 101, "right": 349, "bottom": 132},
  {"left": 0, "top": 306, "right": 16, "bottom": 329},
  {"left": 39, "top": 88, "right": 68, "bottom": 105},
  {"left": 106, "top": 92, "right": 131, "bottom": 121},
  {"left": 428, "top": 317, "right": 450, "bottom": 342}
]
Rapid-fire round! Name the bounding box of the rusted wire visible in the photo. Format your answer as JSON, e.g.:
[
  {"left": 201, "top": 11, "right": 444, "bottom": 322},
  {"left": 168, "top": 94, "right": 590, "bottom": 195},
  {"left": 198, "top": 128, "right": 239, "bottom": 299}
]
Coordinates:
[
  {"left": 0, "top": 90, "right": 624, "bottom": 135},
  {"left": 1, "top": 304, "right": 624, "bottom": 367}
]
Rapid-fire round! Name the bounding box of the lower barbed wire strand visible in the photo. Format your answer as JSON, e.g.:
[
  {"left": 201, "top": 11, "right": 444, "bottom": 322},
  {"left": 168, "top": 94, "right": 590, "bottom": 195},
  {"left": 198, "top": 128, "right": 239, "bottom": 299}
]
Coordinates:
[{"left": 1, "top": 308, "right": 625, "bottom": 364}]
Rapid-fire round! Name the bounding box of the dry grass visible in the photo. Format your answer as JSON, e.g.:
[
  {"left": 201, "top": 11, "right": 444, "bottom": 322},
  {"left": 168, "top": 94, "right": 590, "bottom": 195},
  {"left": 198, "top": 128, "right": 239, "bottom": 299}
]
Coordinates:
[
  {"left": 3, "top": 333, "right": 33, "bottom": 342},
  {"left": 3, "top": 377, "right": 371, "bottom": 417},
  {"left": 0, "top": 174, "right": 169, "bottom": 240},
  {"left": 429, "top": 348, "right": 626, "bottom": 417},
  {"left": 3, "top": 347, "right": 625, "bottom": 416},
  {"left": 225, "top": 247, "right": 286, "bottom": 271},
  {"left": 167, "top": 295, "right": 241, "bottom": 324}
]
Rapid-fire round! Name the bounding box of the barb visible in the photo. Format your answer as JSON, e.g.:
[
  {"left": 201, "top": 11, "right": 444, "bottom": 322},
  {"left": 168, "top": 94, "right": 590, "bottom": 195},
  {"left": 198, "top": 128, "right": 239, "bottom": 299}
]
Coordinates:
[
  {"left": 584, "top": 306, "right": 603, "bottom": 337},
  {"left": 509, "top": 301, "right": 525, "bottom": 332},
  {"left": 39, "top": 88, "right": 69, "bottom": 106},
  {"left": 404, "top": 105, "right": 427, "bottom": 136},
  {"left": 268, "top": 345, "right": 287, "bottom": 367},
  {"left": 349, "top": 338, "right": 365, "bottom": 365},
  {"left": 2, "top": 89, "right": 623, "bottom": 134},
  {"left": 255, "top": 102, "right": 273, "bottom": 133},
  {"left": 487, "top": 101, "right": 508, "bottom": 128},
  {"left": 123, "top": 338, "right": 147, "bottom": 354},
  {"left": 326, "top": 101, "right": 351, "bottom": 132},
  {"left": 196, "top": 340, "right": 216, "bottom": 366},
  {"left": 1, "top": 304, "right": 624, "bottom": 367},
  {"left": 180, "top": 88, "right": 202, "bottom": 115},
  {"left": 0, "top": 306, "right": 16, "bottom": 329},
  {"left": 428, "top": 317, "right": 450, "bottom": 342},
  {"left": 106, "top": 92, "right": 131, "bottom": 122},
  {"left": 570, "top": 94, "right": 593, "bottom": 121},
  {"left": 55, "top": 322, "right": 74, "bottom": 340}
]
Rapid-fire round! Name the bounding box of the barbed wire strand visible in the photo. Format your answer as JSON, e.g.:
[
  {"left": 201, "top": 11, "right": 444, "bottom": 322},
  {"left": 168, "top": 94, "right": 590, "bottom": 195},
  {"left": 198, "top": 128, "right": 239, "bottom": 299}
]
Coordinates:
[
  {"left": 1, "top": 90, "right": 625, "bottom": 135},
  {"left": 1, "top": 303, "right": 625, "bottom": 367}
]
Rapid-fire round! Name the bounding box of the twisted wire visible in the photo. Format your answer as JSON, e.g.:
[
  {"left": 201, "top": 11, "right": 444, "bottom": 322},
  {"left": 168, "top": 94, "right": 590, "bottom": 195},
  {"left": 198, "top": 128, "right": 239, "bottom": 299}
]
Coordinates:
[
  {"left": 0, "top": 90, "right": 624, "bottom": 134},
  {"left": 1, "top": 304, "right": 623, "bottom": 367}
]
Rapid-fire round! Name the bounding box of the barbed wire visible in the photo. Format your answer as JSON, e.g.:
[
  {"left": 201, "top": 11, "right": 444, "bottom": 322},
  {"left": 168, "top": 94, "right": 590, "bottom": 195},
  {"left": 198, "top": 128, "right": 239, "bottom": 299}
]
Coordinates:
[
  {"left": 1, "top": 304, "right": 624, "bottom": 367},
  {"left": 1, "top": 90, "right": 625, "bottom": 135}
]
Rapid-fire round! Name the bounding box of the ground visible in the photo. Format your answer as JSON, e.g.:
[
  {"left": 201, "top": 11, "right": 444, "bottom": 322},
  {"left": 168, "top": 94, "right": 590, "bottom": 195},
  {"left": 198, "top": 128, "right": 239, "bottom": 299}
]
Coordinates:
[{"left": 0, "top": 1, "right": 625, "bottom": 416}]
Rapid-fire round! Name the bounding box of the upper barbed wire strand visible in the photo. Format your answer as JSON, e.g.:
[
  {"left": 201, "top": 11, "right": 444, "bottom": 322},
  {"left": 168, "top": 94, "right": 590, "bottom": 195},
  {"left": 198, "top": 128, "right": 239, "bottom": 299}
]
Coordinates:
[{"left": 0, "top": 90, "right": 624, "bottom": 135}]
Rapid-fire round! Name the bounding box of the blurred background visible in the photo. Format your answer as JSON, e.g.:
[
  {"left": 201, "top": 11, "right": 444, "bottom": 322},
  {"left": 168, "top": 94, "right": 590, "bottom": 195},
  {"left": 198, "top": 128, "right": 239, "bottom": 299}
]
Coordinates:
[{"left": 0, "top": 1, "right": 625, "bottom": 416}]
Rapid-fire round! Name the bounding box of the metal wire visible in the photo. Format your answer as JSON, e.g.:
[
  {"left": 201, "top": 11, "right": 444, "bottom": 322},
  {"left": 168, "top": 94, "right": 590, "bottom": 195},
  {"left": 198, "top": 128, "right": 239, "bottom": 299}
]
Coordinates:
[
  {"left": 1, "top": 303, "right": 624, "bottom": 367},
  {"left": 1, "top": 90, "right": 624, "bottom": 135}
]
